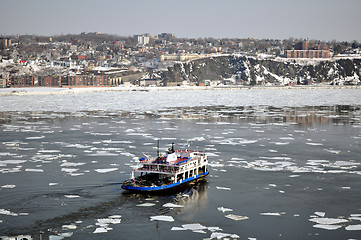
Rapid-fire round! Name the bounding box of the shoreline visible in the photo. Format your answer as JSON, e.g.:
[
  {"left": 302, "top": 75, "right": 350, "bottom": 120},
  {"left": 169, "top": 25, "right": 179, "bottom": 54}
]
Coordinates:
[{"left": 0, "top": 85, "right": 360, "bottom": 96}]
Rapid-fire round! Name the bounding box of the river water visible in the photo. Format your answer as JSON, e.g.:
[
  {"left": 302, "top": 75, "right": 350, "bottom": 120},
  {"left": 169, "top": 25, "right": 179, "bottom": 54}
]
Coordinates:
[{"left": 0, "top": 88, "right": 360, "bottom": 239}]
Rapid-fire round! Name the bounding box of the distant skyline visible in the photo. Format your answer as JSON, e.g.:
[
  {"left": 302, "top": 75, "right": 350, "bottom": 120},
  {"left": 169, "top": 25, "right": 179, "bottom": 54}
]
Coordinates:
[{"left": 1, "top": 0, "right": 361, "bottom": 42}]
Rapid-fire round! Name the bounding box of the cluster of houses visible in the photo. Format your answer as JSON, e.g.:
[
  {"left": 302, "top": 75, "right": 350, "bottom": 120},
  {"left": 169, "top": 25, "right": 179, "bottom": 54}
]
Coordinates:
[{"left": 1, "top": 34, "right": 360, "bottom": 88}]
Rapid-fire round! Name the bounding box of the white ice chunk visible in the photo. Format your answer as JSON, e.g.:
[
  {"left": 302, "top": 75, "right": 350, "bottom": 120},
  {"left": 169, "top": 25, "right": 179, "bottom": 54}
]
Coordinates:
[
  {"left": 313, "top": 224, "right": 342, "bottom": 230},
  {"left": 217, "top": 207, "right": 233, "bottom": 213},
  {"left": 60, "top": 162, "right": 86, "bottom": 167},
  {"left": 216, "top": 186, "right": 231, "bottom": 190},
  {"left": 209, "top": 163, "right": 224, "bottom": 167},
  {"left": 97, "top": 218, "right": 121, "bottom": 225},
  {"left": 208, "top": 226, "right": 223, "bottom": 232},
  {"left": 137, "top": 203, "right": 155, "bottom": 207},
  {"left": 0, "top": 208, "right": 18, "bottom": 216},
  {"left": 25, "top": 168, "right": 44, "bottom": 172},
  {"left": 0, "top": 160, "right": 27, "bottom": 164},
  {"left": 26, "top": 136, "right": 45, "bottom": 140},
  {"left": 93, "top": 227, "right": 108, "bottom": 233},
  {"left": 345, "top": 224, "right": 361, "bottom": 231},
  {"left": 182, "top": 223, "right": 207, "bottom": 230},
  {"left": 314, "top": 212, "right": 326, "bottom": 217},
  {"left": 260, "top": 212, "right": 284, "bottom": 216},
  {"left": 94, "top": 168, "right": 118, "bottom": 173},
  {"left": 1, "top": 184, "right": 16, "bottom": 188},
  {"left": 306, "top": 142, "right": 323, "bottom": 146},
  {"left": 171, "top": 227, "right": 187, "bottom": 231},
  {"left": 62, "top": 224, "right": 77, "bottom": 230},
  {"left": 64, "top": 195, "right": 80, "bottom": 198},
  {"left": 162, "top": 203, "right": 184, "bottom": 208},
  {"left": 210, "top": 232, "right": 232, "bottom": 239},
  {"left": 150, "top": 215, "right": 174, "bottom": 222},
  {"left": 225, "top": 214, "right": 249, "bottom": 221},
  {"left": 309, "top": 218, "right": 348, "bottom": 225}
]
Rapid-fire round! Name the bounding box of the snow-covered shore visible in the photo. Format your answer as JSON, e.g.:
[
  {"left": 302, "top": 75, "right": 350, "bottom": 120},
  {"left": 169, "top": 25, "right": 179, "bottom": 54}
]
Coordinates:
[
  {"left": 0, "top": 85, "right": 360, "bottom": 96},
  {"left": 1, "top": 86, "right": 361, "bottom": 114}
]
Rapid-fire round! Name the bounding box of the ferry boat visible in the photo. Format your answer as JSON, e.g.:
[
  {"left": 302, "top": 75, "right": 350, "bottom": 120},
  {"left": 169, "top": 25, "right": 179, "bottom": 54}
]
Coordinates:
[{"left": 121, "top": 143, "right": 209, "bottom": 192}]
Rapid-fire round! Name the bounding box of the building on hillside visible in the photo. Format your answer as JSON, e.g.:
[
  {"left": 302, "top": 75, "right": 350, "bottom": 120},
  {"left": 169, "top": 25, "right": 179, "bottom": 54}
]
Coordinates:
[
  {"left": 0, "top": 38, "right": 11, "bottom": 49},
  {"left": 0, "top": 75, "right": 7, "bottom": 88},
  {"left": 285, "top": 41, "right": 330, "bottom": 58},
  {"left": 137, "top": 35, "right": 150, "bottom": 45},
  {"left": 284, "top": 49, "right": 330, "bottom": 58}
]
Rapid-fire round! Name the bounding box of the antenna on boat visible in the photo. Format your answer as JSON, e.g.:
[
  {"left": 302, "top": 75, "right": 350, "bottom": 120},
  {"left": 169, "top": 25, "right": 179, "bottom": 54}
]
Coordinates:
[
  {"left": 171, "top": 143, "right": 175, "bottom": 153},
  {"left": 157, "top": 139, "right": 160, "bottom": 158}
]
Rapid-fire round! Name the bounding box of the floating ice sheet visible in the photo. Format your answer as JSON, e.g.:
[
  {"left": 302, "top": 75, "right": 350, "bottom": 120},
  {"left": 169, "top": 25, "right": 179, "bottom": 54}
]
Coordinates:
[
  {"left": 309, "top": 218, "right": 348, "bottom": 225},
  {"left": 314, "top": 212, "right": 326, "bottom": 217},
  {"left": 225, "top": 214, "right": 249, "bottom": 221},
  {"left": 64, "top": 195, "right": 80, "bottom": 198},
  {"left": 136, "top": 203, "right": 155, "bottom": 207},
  {"left": 345, "top": 224, "right": 361, "bottom": 231},
  {"left": 260, "top": 212, "right": 285, "bottom": 216},
  {"left": 0, "top": 160, "right": 27, "bottom": 164},
  {"left": 163, "top": 203, "right": 184, "bottom": 208},
  {"left": 93, "top": 227, "right": 108, "bottom": 233},
  {"left": 62, "top": 224, "right": 77, "bottom": 230},
  {"left": 313, "top": 224, "right": 342, "bottom": 230},
  {"left": 94, "top": 168, "right": 118, "bottom": 173},
  {"left": 150, "top": 215, "right": 174, "bottom": 222},
  {"left": 217, "top": 207, "right": 233, "bottom": 213},
  {"left": 171, "top": 227, "right": 187, "bottom": 231},
  {"left": 25, "top": 168, "right": 44, "bottom": 172},
  {"left": 216, "top": 186, "right": 231, "bottom": 190},
  {"left": 1, "top": 184, "right": 16, "bottom": 189},
  {"left": 182, "top": 223, "right": 207, "bottom": 230}
]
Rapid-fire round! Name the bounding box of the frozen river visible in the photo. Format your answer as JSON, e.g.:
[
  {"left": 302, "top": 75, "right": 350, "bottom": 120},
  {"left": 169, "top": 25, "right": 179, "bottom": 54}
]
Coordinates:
[{"left": 0, "top": 88, "right": 360, "bottom": 239}]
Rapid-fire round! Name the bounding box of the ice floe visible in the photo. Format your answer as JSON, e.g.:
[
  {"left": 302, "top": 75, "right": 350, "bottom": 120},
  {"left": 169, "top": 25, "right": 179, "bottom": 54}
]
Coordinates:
[
  {"left": 225, "top": 214, "right": 249, "bottom": 221},
  {"left": 162, "top": 203, "right": 184, "bottom": 208},
  {"left": 309, "top": 218, "right": 348, "bottom": 225},
  {"left": 260, "top": 212, "right": 285, "bottom": 216},
  {"left": 25, "top": 168, "right": 44, "bottom": 172},
  {"left": 0, "top": 159, "right": 27, "bottom": 164},
  {"left": 1, "top": 184, "right": 16, "bottom": 189},
  {"left": 313, "top": 224, "right": 342, "bottom": 230},
  {"left": 93, "top": 215, "right": 121, "bottom": 233},
  {"left": 217, "top": 207, "right": 233, "bottom": 213},
  {"left": 314, "top": 212, "right": 326, "bottom": 217},
  {"left": 64, "top": 195, "right": 80, "bottom": 198},
  {"left": 62, "top": 224, "right": 77, "bottom": 230},
  {"left": 171, "top": 227, "right": 187, "bottom": 231},
  {"left": 94, "top": 168, "right": 118, "bottom": 173},
  {"left": 345, "top": 224, "right": 361, "bottom": 231},
  {"left": 150, "top": 215, "right": 174, "bottom": 222},
  {"left": 60, "top": 162, "right": 86, "bottom": 167},
  {"left": 136, "top": 203, "right": 156, "bottom": 207}
]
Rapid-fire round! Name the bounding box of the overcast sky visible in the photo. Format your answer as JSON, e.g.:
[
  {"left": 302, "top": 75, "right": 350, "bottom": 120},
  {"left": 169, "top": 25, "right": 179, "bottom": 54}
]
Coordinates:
[{"left": 1, "top": 0, "right": 360, "bottom": 41}]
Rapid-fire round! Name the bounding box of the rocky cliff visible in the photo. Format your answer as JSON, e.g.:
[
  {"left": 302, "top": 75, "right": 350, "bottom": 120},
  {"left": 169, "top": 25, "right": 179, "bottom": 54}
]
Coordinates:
[{"left": 159, "top": 55, "right": 361, "bottom": 85}]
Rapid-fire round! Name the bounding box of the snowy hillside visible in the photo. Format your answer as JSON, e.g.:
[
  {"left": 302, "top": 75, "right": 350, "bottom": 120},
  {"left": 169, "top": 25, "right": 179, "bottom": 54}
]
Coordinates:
[{"left": 159, "top": 55, "right": 361, "bottom": 86}]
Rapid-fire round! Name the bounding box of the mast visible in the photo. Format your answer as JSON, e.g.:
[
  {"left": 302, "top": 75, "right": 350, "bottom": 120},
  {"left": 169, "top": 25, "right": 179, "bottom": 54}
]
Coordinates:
[{"left": 157, "top": 139, "right": 160, "bottom": 158}]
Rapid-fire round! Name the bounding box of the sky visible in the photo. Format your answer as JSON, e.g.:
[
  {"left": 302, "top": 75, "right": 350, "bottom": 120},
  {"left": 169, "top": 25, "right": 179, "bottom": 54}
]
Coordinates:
[{"left": 1, "top": 0, "right": 360, "bottom": 41}]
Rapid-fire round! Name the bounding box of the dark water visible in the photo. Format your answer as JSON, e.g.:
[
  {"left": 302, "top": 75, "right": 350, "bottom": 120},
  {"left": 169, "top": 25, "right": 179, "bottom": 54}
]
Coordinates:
[{"left": 0, "top": 105, "right": 360, "bottom": 239}]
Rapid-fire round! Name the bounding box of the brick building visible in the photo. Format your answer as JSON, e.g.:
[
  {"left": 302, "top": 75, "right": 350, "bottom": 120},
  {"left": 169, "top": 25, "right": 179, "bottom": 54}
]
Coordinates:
[{"left": 285, "top": 41, "right": 330, "bottom": 58}]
